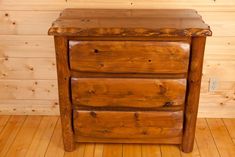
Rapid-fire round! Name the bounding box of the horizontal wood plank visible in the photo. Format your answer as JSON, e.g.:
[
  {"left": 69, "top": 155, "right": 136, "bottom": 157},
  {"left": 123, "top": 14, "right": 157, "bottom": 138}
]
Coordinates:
[
  {"left": 0, "top": 100, "right": 59, "bottom": 115},
  {"left": 0, "top": 35, "right": 55, "bottom": 58},
  {"left": 1, "top": 1, "right": 235, "bottom": 11},
  {"left": 0, "top": 58, "right": 57, "bottom": 80},
  {"left": 0, "top": 80, "right": 58, "bottom": 100}
]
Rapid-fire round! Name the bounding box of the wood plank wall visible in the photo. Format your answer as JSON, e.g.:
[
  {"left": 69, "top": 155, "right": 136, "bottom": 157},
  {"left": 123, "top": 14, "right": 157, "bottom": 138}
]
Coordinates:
[{"left": 0, "top": 0, "right": 235, "bottom": 117}]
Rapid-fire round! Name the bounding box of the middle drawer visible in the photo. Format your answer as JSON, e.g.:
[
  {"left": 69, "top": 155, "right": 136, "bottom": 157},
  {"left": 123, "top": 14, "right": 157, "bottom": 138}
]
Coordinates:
[{"left": 71, "top": 78, "right": 186, "bottom": 109}]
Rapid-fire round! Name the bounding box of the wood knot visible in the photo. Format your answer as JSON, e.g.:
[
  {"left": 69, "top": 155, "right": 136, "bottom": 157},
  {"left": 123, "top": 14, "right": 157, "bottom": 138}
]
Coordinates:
[
  {"left": 90, "top": 111, "right": 97, "bottom": 118},
  {"left": 88, "top": 90, "right": 96, "bottom": 94},
  {"left": 159, "top": 84, "right": 166, "bottom": 94},
  {"left": 28, "top": 66, "right": 34, "bottom": 71},
  {"left": 94, "top": 49, "right": 99, "bottom": 53},
  {"left": 164, "top": 102, "right": 174, "bottom": 107},
  {"left": 142, "top": 130, "right": 148, "bottom": 135},
  {"left": 134, "top": 112, "right": 139, "bottom": 121}
]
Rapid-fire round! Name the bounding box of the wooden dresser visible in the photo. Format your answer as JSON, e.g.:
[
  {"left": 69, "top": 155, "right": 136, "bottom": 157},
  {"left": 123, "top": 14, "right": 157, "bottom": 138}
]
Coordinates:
[{"left": 48, "top": 9, "right": 212, "bottom": 153}]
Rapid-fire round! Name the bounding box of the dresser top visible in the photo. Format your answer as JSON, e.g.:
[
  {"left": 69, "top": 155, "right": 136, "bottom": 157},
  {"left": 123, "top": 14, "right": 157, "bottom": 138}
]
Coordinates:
[{"left": 48, "top": 9, "right": 212, "bottom": 37}]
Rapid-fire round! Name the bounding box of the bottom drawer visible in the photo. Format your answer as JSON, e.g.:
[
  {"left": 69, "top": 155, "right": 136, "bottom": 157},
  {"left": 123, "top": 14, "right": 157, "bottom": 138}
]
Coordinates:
[{"left": 73, "top": 110, "right": 183, "bottom": 144}]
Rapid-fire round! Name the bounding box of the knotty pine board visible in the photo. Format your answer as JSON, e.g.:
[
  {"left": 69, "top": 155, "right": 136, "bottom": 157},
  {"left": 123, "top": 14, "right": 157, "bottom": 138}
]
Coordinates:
[
  {"left": 1, "top": 0, "right": 235, "bottom": 11},
  {"left": 0, "top": 35, "right": 55, "bottom": 58},
  {"left": 0, "top": 58, "right": 57, "bottom": 80},
  {"left": 0, "top": 80, "right": 58, "bottom": 99},
  {"left": 0, "top": 100, "right": 59, "bottom": 115}
]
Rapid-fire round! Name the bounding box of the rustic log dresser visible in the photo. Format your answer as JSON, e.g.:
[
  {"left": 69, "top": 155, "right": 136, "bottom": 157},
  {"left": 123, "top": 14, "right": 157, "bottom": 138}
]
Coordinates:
[{"left": 48, "top": 9, "right": 212, "bottom": 153}]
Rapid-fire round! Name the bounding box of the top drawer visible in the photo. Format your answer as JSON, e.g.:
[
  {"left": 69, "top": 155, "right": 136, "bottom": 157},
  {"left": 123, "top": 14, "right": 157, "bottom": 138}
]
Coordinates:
[{"left": 69, "top": 41, "right": 190, "bottom": 74}]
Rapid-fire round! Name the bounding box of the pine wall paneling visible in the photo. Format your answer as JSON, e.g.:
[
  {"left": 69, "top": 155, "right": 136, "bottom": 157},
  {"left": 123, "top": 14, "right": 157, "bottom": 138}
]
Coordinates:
[{"left": 0, "top": 0, "right": 235, "bottom": 117}]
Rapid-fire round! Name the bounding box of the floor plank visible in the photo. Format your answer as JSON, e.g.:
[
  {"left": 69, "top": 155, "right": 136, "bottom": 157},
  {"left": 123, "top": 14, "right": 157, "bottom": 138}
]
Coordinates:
[
  {"left": 0, "top": 116, "right": 26, "bottom": 156},
  {"left": 64, "top": 144, "right": 85, "bottom": 157},
  {"left": 103, "top": 144, "right": 122, "bottom": 157},
  {"left": 25, "top": 116, "right": 58, "bottom": 157},
  {"left": 195, "top": 118, "right": 220, "bottom": 157},
  {"left": 142, "top": 144, "right": 161, "bottom": 157},
  {"left": 0, "top": 115, "right": 10, "bottom": 133},
  {"left": 5, "top": 116, "right": 42, "bottom": 157},
  {"left": 123, "top": 144, "right": 142, "bottom": 157},
  {"left": 84, "top": 144, "right": 95, "bottom": 157},
  {"left": 45, "top": 119, "right": 65, "bottom": 157},
  {"left": 223, "top": 118, "right": 235, "bottom": 144},
  {"left": 207, "top": 118, "right": 235, "bottom": 157},
  {"left": 160, "top": 145, "right": 181, "bottom": 157},
  {"left": 94, "top": 144, "right": 103, "bottom": 157}
]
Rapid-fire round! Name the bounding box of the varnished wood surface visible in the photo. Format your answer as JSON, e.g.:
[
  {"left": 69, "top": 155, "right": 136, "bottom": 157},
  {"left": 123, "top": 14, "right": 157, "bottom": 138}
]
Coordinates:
[
  {"left": 48, "top": 9, "right": 212, "bottom": 36},
  {"left": 0, "top": 116, "right": 235, "bottom": 157},
  {"left": 73, "top": 110, "right": 183, "bottom": 143},
  {"left": 69, "top": 41, "right": 190, "bottom": 74},
  {"left": 71, "top": 78, "right": 186, "bottom": 109}
]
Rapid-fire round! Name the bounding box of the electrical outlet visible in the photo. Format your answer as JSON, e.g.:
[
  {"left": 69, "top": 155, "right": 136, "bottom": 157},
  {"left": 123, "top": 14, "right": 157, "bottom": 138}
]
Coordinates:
[{"left": 209, "top": 78, "right": 218, "bottom": 92}]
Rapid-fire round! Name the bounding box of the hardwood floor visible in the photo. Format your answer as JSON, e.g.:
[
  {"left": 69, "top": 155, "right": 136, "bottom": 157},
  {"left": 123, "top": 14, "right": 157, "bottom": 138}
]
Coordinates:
[{"left": 0, "top": 116, "right": 234, "bottom": 157}]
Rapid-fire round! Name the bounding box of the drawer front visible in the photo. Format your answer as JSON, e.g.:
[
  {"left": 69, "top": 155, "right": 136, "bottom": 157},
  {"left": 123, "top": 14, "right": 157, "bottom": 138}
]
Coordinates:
[
  {"left": 73, "top": 110, "right": 183, "bottom": 143},
  {"left": 71, "top": 78, "right": 186, "bottom": 109},
  {"left": 69, "top": 41, "right": 190, "bottom": 74}
]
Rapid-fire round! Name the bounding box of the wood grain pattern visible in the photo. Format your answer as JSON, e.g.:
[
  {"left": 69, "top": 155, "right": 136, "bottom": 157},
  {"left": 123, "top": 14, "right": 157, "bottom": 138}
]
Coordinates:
[
  {"left": 71, "top": 78, "right": 186, "bottom": 109},
  {"left": 73, "top": 110, "right": 183, "bottom": 143},
  {"left": 69, "top": 41, "right": 190, "bottom": 74}
]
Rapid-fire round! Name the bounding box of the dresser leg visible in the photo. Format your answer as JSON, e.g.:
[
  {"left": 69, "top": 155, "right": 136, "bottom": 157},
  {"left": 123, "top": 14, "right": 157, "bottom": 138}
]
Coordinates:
[
  {"left": 54, "top": 36, "right": 75, "bottom": 152},
  {"left": 61, "top": 117, "right": 75, "bottom": 152},
  {"left": 181, "top": 37, "right": 206, "bottom": 153}
]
